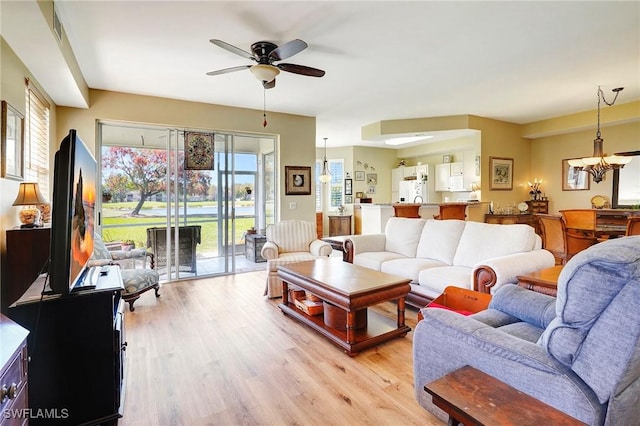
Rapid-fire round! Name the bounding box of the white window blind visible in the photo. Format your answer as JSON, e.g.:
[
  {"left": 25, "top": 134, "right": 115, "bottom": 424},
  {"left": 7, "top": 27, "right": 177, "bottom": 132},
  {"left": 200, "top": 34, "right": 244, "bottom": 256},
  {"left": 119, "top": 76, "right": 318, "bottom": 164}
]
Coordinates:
[{"left": 24, "top": 79, "right": 50, "bottom": 196}]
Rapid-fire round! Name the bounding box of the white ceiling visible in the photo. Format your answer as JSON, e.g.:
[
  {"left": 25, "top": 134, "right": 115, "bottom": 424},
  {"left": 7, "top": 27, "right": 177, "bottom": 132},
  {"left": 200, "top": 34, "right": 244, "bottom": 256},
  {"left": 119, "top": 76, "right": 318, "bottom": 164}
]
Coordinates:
[{"left": 5, "top": 1, "right": 640, "bottom": 148}]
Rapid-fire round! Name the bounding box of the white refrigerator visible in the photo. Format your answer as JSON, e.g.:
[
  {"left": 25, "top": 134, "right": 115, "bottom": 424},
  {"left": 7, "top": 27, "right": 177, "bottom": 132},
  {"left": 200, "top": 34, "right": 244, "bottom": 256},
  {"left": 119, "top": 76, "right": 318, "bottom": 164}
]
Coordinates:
[{"left": 398, "top": 165, "right": 437, "bottom": 203}]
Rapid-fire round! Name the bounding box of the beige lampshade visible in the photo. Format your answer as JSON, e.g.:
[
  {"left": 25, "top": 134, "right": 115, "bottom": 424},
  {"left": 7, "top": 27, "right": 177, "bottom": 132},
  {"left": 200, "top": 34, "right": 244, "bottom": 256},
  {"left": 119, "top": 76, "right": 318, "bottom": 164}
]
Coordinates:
[
  {"left": 250, "top": 64, "right": 280, "bottom": 82},
  {"left": 12, "top": 182, "right": 47, "bottom": 206}
]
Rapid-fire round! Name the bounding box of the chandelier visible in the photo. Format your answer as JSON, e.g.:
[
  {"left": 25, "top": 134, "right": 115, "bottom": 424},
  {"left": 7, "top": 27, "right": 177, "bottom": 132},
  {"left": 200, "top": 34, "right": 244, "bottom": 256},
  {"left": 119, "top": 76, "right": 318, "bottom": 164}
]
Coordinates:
[
  {"left": 319, "top": 137, "right": 331, "bottom": 183},
  {"left": 568, "top": 86, "right": 631, "bottom": 183}
]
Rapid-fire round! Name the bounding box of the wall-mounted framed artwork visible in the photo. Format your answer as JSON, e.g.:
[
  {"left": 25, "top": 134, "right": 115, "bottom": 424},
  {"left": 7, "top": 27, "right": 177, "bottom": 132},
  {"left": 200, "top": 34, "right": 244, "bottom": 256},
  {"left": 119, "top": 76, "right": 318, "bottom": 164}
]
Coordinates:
[
  {"left": 345, "top": 195, "right": 353, "bottom": 204},
  {"left": 355, "top": 171, "right": 365, "bottom": 181},
  {"left": 1, "top": 100, "right": 24, "bottom": 180},
  {"left": 344, "top": 178, "right": 353, "bottom": 195},
  {"left": 367, "top": 173, "right": 377, "bottom": 184},
  {"left": 285, "top": 165, "right": 311, "bottom": 195},
  {"left": 489, "top": 156, "right": 513, "bottom": 190},
  {"left": 562, "top": 158, "right": 590, "bottom": 191}
]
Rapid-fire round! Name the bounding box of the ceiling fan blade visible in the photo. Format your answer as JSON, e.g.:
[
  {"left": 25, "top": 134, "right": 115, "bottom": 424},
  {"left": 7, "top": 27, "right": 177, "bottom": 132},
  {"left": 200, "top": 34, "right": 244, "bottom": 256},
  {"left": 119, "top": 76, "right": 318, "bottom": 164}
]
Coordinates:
[
  {"left": 269, "top": 39, "right": 308, "bottom": 61},
  {"left": 263, "top": 79, "right": 276, "bottom": 89},
  {"left": 206, "top": 65, "right": 251, "bottom": 76},
  {"left": 277, "top": 63, "right": 325, "bottom": 77},
  {"left": 209, "top": 39, "right": 255, "bottom": 60}
]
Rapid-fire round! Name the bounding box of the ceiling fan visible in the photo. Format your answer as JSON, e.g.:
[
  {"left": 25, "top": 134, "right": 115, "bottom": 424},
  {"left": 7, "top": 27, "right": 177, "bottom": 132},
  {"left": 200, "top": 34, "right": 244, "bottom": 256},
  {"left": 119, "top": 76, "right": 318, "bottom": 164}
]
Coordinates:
[{"left": 207, "top": 39, "right": 326, "bottom": 89}]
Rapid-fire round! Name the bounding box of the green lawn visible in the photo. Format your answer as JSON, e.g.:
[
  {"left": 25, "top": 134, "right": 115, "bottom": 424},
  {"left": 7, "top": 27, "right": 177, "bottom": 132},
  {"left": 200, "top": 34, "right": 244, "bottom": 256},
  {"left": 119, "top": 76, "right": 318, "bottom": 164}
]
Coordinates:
[{"left": 101, "top": 202, "right": 255, "bottom": 253}]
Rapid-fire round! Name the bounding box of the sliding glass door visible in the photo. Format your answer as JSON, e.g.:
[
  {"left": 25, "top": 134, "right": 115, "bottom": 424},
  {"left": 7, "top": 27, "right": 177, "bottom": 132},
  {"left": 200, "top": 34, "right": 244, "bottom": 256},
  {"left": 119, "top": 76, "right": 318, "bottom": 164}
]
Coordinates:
[{"left": 98, "top": 122, "right": 276, "bottom": 281}]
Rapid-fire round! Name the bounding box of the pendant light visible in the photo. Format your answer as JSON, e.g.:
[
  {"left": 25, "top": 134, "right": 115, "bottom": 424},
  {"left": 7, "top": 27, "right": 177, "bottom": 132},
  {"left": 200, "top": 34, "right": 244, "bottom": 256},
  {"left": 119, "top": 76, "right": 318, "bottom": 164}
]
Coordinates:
[
  {"left": 568, "top": 86, "right": 631, "bottom": 183},
  {"left": 319, "top": 137, "right": 331, "bottom": 183}
]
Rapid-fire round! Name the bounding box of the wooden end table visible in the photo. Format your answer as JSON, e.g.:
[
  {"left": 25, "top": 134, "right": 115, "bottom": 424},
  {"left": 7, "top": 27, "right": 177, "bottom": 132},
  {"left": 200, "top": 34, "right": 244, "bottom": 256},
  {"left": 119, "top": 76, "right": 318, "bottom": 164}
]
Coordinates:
[
  {"left": 277, "top": 258, "right": 411, "bottom": 356},
  {"left": 516, "top": 265, "right": 562, "bottom": 297},
  {"left": 425, "top": 365, "right": 585, "bottom": 425}
]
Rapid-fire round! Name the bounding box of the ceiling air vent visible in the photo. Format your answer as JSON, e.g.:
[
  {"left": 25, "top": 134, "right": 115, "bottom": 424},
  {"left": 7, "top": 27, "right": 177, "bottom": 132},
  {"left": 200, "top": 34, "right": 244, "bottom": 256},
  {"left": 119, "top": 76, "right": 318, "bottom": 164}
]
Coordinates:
[{"left": 53, "top": 9, "right": 63, "bottom": 43}]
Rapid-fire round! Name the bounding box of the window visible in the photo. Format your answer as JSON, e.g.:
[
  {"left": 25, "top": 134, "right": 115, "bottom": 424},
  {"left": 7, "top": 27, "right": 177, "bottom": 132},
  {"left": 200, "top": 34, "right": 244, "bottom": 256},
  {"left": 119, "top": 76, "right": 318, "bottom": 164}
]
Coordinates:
[
  {"left": 315, "top": 159, "right": 344, "bottom": 210},
  {"left": 328, "top": 160, "right": 344, "bottom": 208},
  {"left": 24, "top": 79, "right": 50, "bottom": 195}
]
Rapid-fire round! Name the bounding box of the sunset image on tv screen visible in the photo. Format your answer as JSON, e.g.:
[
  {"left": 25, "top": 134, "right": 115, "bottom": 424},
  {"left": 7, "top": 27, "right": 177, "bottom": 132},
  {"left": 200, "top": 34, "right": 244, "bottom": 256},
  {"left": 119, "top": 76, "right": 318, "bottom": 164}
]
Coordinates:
[{"left": 69, "top": 146, "right": 96, "bottom": 288}]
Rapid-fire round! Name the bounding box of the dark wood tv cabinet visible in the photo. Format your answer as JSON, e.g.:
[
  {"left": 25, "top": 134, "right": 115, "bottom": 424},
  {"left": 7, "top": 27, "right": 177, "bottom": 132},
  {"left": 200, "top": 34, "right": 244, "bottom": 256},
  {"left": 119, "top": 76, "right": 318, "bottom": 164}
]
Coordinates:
[{"left": 8, "top": 266, "right": 125, "bottom": 425}]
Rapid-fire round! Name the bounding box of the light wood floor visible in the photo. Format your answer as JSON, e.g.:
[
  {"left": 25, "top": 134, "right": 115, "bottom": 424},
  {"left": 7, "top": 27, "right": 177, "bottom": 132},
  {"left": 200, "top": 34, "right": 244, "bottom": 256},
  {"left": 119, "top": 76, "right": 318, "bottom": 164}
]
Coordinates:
[{"left": 121, "top": 271, "right": 443, "bottom": 426}]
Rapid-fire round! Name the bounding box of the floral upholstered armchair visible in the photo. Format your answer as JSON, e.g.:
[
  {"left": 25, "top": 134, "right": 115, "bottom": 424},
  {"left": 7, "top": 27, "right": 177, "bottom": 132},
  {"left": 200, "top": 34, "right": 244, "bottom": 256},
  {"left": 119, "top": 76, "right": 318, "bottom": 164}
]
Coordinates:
[
  {"left": 261, "top": 220, "right": 332, "bottom": 298},
  {"left": 90, "top": 234, "right": 160, "bottom": 311}
]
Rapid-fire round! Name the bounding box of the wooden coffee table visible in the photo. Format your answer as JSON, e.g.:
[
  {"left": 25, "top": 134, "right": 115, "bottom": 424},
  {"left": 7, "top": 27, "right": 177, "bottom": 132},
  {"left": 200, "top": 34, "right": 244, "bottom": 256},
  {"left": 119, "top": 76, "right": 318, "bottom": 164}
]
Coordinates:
[
  {"left": 517, "top": 265, "right": 563, "bottom": 297},
  {"left": 277, "top": 258, "right": 411, "bottom": 356}
]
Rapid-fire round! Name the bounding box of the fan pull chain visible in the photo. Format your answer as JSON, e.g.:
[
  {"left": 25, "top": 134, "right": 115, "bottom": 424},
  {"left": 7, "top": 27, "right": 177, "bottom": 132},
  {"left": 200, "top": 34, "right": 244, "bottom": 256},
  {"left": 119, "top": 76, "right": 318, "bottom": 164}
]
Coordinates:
[{"left": 263, "top": 88, "right": 268, "bottom": 127}]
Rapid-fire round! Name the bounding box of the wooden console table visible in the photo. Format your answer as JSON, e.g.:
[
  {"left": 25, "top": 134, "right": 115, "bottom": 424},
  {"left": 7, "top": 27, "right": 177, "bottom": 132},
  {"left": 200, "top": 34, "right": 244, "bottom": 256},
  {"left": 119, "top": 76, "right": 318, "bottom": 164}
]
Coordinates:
[
  {"left": 485, "top": 213, "right": 541, "bottom": 235},
  {"left": 425, "top": 365, "right": 584, "bottom": 425}
]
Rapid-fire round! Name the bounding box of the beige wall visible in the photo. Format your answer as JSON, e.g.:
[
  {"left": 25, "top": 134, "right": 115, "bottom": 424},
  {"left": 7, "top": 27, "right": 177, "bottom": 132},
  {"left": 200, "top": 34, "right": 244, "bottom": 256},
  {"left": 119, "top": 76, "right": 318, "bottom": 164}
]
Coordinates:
[
  {"left": 470, "top": 116, "right": 532, "bottom": 208},
  {"left": 57, "top": 90, "right": 317, "bottom": 222},
  {"left": 530, "top": 121, "right": 640, "bottom": 213},
  {"left": 0, "top": 38, "right": 58, "bottom": 309}
]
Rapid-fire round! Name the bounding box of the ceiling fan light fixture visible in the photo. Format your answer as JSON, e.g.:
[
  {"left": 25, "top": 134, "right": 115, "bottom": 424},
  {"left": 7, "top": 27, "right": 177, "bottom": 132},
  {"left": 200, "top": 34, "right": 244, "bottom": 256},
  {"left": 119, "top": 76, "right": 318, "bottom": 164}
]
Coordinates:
[{"left": 250, "top": 64, "right": 280, "bottom": 83}]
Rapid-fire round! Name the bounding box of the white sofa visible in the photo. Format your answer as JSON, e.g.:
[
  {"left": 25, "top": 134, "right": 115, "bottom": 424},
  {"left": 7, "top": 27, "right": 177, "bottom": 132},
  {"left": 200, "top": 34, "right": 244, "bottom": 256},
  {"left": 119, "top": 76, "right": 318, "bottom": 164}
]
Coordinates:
[{"left": 344, "top": 217, "right": 555, "bottom": 308}]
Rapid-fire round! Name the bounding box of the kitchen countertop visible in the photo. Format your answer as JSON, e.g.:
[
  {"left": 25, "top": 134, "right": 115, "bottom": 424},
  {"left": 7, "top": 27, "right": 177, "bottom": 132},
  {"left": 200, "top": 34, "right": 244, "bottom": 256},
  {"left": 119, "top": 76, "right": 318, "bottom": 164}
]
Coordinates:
[{"left": 369, "top": 201, "right": 487, "bottom": 207}]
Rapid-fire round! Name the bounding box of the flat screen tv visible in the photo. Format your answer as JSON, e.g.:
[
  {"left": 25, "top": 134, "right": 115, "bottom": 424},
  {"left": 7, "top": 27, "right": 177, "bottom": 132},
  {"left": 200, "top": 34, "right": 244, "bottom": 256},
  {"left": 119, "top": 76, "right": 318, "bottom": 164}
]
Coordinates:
[{"left": 48, "top": 129, "right": 97, "bottom": 295}]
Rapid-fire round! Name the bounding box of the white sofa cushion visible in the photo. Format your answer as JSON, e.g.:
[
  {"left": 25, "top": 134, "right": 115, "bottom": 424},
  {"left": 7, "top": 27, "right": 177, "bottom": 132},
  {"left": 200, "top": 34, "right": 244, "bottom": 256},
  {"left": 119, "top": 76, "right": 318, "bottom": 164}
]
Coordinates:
[
  {"left": 354, "top": 251, "right": 407, "bottom": 271},
  {"left": 381, "top": 258, "right": 448, "bottom": 283},
  {"left": 453, "top": 222, "right": 537, "bottom": 267},
  {"left": 418, "top": 266, "right": 475, "bottom": 298},
  {"left": 416, "top": 219, "right": 466, "bottom": 264},
  {"left": 384, "top": 217, "right": 426, "bottom": 258}
]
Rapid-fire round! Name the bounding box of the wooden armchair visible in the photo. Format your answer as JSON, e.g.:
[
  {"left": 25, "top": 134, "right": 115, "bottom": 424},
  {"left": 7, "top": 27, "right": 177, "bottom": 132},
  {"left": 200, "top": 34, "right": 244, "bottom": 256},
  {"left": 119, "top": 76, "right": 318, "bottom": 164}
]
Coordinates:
[
  {"left": 559, "top": 209, "right": 597, "bottom": 237},
  {"left": 536, "top": 214, "right": 597, "bottom": 265},
  {"left": 626, "top": 217, "right": 640, "bottom": 236}
]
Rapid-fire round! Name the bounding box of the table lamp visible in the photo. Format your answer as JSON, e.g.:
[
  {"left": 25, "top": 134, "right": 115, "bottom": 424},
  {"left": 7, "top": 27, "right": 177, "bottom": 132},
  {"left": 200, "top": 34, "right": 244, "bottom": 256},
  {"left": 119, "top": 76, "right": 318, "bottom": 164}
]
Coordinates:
[{"left": 12, "top": 182, "right": 47, "bottom": 228}]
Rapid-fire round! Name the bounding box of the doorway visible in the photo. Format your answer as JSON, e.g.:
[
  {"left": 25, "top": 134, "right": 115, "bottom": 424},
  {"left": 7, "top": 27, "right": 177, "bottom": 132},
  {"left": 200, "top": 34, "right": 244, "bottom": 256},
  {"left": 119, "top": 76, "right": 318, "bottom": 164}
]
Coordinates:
[{"left": 98, "top": 122, "right": 276, "bottom": 281}]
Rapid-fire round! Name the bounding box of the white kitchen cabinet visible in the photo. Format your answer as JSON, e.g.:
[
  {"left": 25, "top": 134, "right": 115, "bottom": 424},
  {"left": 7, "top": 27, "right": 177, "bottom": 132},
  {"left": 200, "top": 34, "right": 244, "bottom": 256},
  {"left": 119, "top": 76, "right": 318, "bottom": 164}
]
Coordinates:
[
  {"left": 415, "top": 164, "right": 427, "bottom": 179},
  {"left": 402, "top": 166, "right": 417, "bottom": 178},
  {"left": 435, "top": 164, "right": 451, "bottom": 191},
  {"left": 435, "top": 162, "right": 464, "bottom": 192},
  {"left": 450, "top": 162, "right": 464, "bottom": 176}
]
